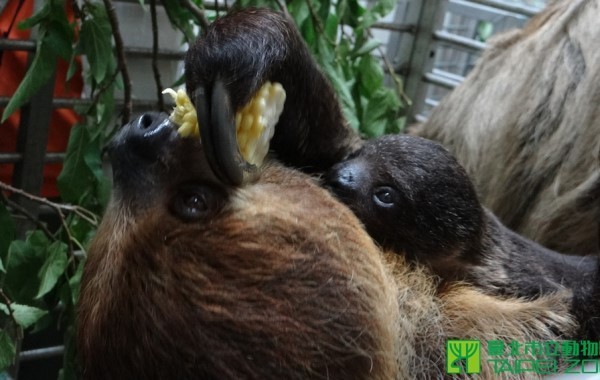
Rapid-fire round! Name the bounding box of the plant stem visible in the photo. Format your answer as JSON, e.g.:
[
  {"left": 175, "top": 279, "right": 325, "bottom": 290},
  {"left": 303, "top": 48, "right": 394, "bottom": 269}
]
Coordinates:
[
  {"left": 102, "top": 0, "right": 133, "bottom": 124},
  {"left": 0, "top": 192, "right": 54, "bottom": 240},
  {"left": 180, "top": 0, "right": 210, "bottom": 33},
  {"left": 0, "top": 181, "right": 98, "bottom": 227},
  {"left": 273, "top": 0, "right": 288, "bottom": 15},
  {"left": 150, "top": 0, "right": 165, "bottom": 112}
]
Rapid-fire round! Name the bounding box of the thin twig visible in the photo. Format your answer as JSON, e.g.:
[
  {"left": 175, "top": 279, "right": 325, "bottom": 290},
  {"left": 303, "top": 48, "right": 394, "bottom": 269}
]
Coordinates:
[
  {"left": 102, "top": 0, "right": 133, "bottom": 124},
  {"left": 0, "top": 193, "right": 54, "bottom": 240},
  {"left": 150, "top": 0, "right": 165, "bottom": 112},
  {"left": 304, "top": 0, "right": 335, "bottom": 46},
  {"left": 180, "top": 0, "right": 210, "bottom": 33},
  {"left": 0, "top": 182, "right": 97, "bottom": 273},
  {"left": 305, "top": 0, "right": 324, "bottom": 33},
  {"left": 368, "top": 29, "right": 410, "bottom": 104},
  {"left": 88, "top": 69, "right": 120, "bottom": 114},
  {"left": 273, "top": 0, "right": 288, "bottom": 15},
  {"left": 0, "top": 290, "right": 15, "bottom": 322},
  {"left": 0, "top": 181, "right": 98, "bottom": 227},
  {"left": 57, "top": 211, "right": 76, "bottom": 271}
]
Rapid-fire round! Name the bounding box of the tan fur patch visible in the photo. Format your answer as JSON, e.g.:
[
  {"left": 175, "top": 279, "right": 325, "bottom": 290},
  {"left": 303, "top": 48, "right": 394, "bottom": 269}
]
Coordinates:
[{"left": 414, "top": 0, "right": 600, "bottom": 255}]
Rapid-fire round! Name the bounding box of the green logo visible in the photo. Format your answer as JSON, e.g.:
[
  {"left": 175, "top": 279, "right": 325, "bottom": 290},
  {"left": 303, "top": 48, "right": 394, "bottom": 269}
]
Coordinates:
[{"left": 447, "top": 340, "right": 481, "bottom": 374}]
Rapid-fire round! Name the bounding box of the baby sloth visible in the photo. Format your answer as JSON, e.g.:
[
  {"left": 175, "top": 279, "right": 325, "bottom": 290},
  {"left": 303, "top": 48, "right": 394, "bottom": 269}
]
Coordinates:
[{"left": 325, "top": 135, "right": 599, "bottom": 330}]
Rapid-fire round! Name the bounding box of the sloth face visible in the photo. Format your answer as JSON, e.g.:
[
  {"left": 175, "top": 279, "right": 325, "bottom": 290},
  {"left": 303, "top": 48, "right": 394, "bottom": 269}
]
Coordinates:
[{"left": 325, "top": 134, "right": 484, "bottom": 265}]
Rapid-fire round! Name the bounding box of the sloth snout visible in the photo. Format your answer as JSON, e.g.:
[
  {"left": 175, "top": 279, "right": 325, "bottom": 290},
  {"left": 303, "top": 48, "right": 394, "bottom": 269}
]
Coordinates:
[{"left": 325, "top": 161, "right": 365, "bottom": 197}]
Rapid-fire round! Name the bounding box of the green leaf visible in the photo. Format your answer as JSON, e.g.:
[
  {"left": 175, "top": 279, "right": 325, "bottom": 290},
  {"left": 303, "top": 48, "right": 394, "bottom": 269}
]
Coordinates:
[
  {"left": 35, "top": 241, "right": 69, "bottom": 299},
  {"left": 352, "top": 40, "right": 381, "bottom": 57},
  {"left": 57, "top": 125, "right": 94, "bottom": 204},
  {"left": 1, "top": 33, "right": 57, "bottom": 122},
  {"left": 300, "top": 16, "right": 316, "bottom": 49},
  {"left": 476, "top": 21, "right": 494, "bottom": 42},
  {"left": 0, "top": 331, "right": 15, "bottom": 371},
  {"left": 288, "top": 0, "right": 309, "bottom": 27},
  {"left": 339, "top": 0, "right": 364, "bottom": 27},
  {"left": 69, "top": 260, "right": 85, "bottom": 305},
  {"left": 358, "top": 55, "right": 384, "bottom": 96},
  {"left": 335, "top": 0, "right": 348, "bottom": 23},
  {"left": 58, "top": 123, "right": 109, "bottom": 208},
  {"left": 161, "top": 0, "right": 195, "bottom": 41},
  {"left": 44, "top": 20, "right": 74, "bottom": 60},
  {"left": 0, "top": 303, "right": 48, "bottom": 329},
  {"left": 3, "top": 232, "right": 49, "bottom": 303},
  {"left": 0, "top": 204, "right": 15, "bottom": 269},
  {"left": 80, "top": 13, "right": 113, "bottom": 83},
  {"left": 17, "top": 1, "right": 52, "bottom": 29},
  {"left": 371, "top": 0, "right": 395, "bottom": 16},
  {"left": 361, "top": 0, "right": 394, "bottom": 29},
  {"left": 321, "top": 62, "right": 359, "bottom": 131},
  {"left": 362, "top": 87, "right": 400, "bottom": 137},
  {"left": 317, "top": 0, "right": 331, "bottom": 23},
  {"left": 316, "top": 36, "right": 335, "bottom": 64},
  {"left": 324, "top": 13, "right": 339, "bottom": 42},
  {"left": 95, "top": 89, "right": 116, "bottom": 134}
]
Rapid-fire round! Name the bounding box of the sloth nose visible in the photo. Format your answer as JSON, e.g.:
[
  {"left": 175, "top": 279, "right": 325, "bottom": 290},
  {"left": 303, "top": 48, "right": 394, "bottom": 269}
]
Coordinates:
[
  {"left": 124, "top": 112, "right": 174, "bottom": 158},
  {"left": 133, "top": 112, "right": 172, "bottom": 138},
  {"left": 325, "top": 161, "right": 362, "bottom": 194},
  {"left": 107, "top": 112, "right": 176, "bottom": 166}
]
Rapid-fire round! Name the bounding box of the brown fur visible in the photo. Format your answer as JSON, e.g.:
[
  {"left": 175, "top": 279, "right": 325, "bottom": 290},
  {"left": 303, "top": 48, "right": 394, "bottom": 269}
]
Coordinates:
[
  {"left": 412, "top": 0, "right": 600, "bottom": 254},
  {"left": 78, "top": 118, "right": 576, "bottom": 379}
]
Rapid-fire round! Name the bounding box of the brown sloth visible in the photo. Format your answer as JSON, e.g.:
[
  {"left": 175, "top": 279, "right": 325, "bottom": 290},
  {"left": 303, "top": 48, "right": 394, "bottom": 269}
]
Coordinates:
[
  {"left": 78, "top": 111, "right": 574, "bottom": 380},
  {"left": 77, "top": 7, "right": 593, "bottom": 380}
]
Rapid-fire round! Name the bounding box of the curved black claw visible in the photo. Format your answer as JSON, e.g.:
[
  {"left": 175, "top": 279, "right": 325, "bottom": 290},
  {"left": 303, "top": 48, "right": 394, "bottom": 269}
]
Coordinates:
[{"left": 195, "top": 79, "right": 259, "bottom": 187}]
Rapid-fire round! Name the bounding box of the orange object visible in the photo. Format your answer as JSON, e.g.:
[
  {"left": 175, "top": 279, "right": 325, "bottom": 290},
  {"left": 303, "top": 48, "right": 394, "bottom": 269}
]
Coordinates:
[{"left": 0, "top": 0, "right": 83, "bottom": 198}]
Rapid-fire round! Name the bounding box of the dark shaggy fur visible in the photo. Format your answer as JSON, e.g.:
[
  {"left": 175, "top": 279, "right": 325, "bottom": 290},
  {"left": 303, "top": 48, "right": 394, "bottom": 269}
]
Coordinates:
[
  {"left": 324, "top": 134, "right": 600, "bottom": 339},
  {"left": 185, "top": 8, "right": 361, "bottom": 173}
]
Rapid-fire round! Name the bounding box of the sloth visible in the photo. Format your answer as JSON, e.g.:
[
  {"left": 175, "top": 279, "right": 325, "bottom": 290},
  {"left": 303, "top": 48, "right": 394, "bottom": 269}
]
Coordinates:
[
  {"left": 183, "top": 7, "right": 600, "bottom": 333},
  {"left": 324, "top": 133, "right": 600, "bottom": 337},
  {"left": 78, "top": 111, "right": 576, "bottom": 380},
  {"left": 77, "top": 7, "right": 598, "bottom": 380}
]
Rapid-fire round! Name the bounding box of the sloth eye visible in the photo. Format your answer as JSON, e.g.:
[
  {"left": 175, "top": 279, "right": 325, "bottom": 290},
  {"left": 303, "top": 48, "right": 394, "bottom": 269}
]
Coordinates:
[
  {"left": 171, "top": 184, "right": 223, "bottom": 221},
  {"left": 373, "top": 186, "right": 398, "bottom": 208}
]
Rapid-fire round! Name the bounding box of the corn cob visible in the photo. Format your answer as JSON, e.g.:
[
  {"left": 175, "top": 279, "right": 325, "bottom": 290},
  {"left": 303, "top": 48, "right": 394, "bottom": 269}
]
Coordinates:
[{"left": 163, "top": 82, "right": 286, "bottom": 167}]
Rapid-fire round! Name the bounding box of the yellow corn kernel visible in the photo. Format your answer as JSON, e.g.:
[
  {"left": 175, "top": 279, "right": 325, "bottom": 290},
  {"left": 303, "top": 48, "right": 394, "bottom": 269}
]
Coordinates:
[
  {"left": 163, "top": 81, "right": 286, "bottom": 166},
  {"left": 235, "top": 81, "right": 286, "bottom": 166},
  {"left": 162, "top": 88, "right": 200, "bottom": 138}
]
